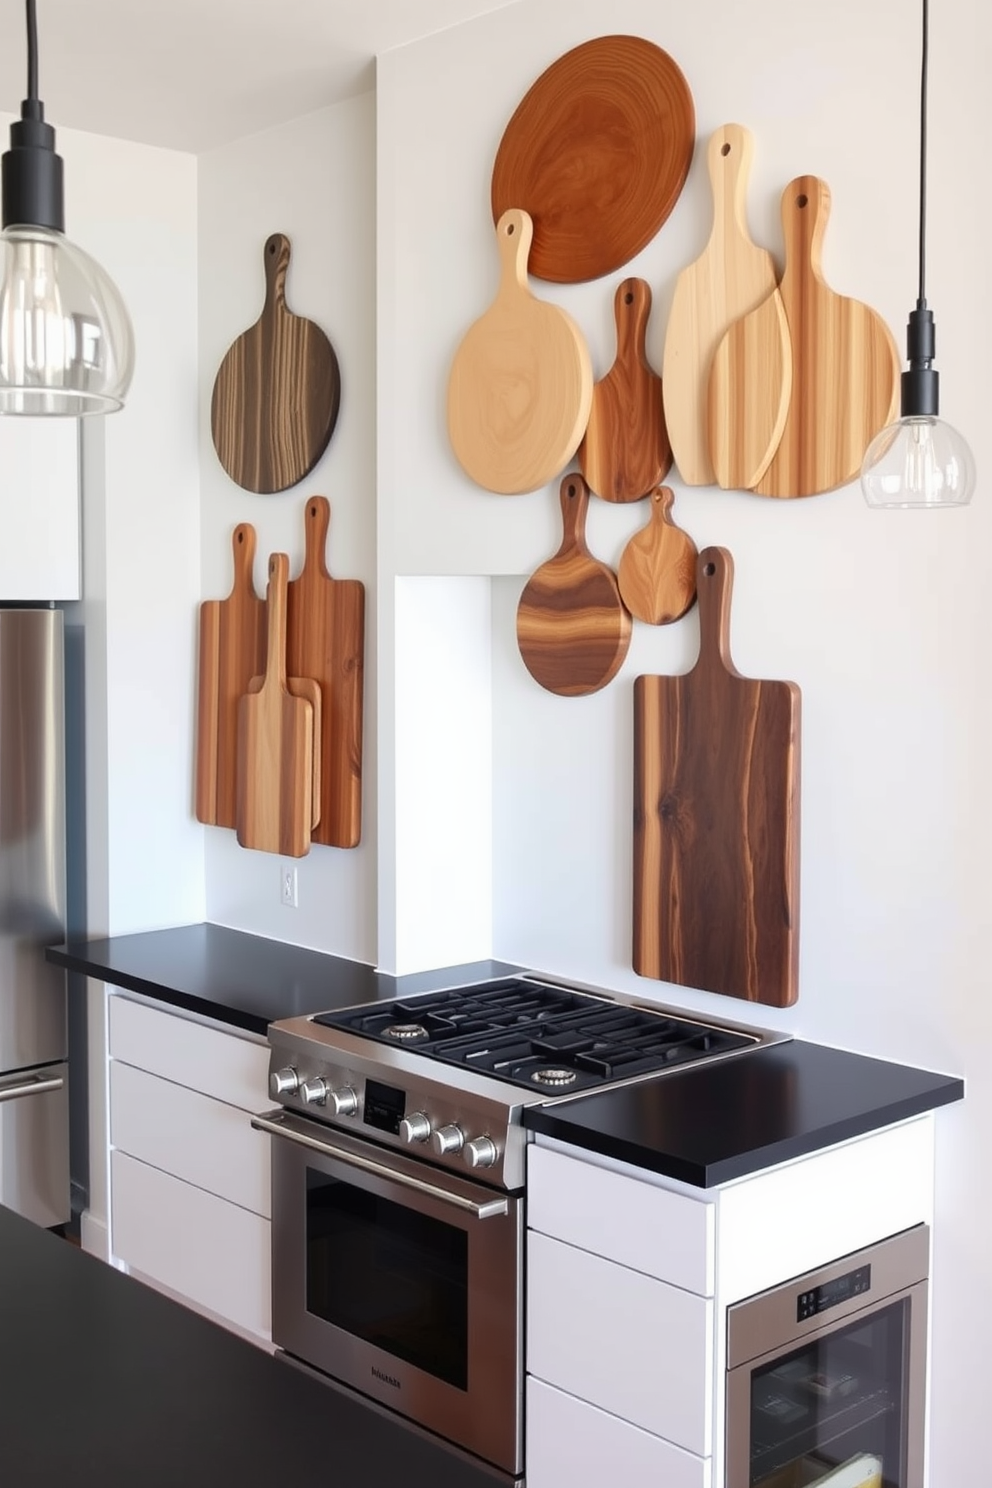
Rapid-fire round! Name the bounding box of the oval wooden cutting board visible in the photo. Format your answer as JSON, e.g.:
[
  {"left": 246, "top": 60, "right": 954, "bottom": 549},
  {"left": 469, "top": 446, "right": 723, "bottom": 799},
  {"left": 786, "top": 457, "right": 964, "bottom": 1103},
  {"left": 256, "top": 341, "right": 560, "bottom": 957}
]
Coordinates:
[
  {"left": 708, "top": 289, "right": 791, "bottom": 490},
  {"left": 662, "top": 124, "right": 780, "bottom": 486},
  {"left": 516, "top": 474, "right": 631, "bottom": 696},
  {"left": 617, "top": 487, "right": 697, "bottom": 625},
  {"left": 211, "top": 233, "right": 340, "bottom": 495},
  {"left": 753, "top": 177, "right": 900, "bottom": 498},
  {"left": 491, "top": 35, "right": 694, "bottom": 283},
  {"left": 579, "top": 278, "right": 672, "bottom": 503},
  {"left": 447, "top": 209, "right": 593, "bottom": 494}
]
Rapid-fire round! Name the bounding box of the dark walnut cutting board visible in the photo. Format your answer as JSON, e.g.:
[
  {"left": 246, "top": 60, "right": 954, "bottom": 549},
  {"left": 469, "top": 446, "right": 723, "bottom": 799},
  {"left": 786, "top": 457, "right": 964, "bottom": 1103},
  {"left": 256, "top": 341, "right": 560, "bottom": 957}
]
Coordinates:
[
  {"left": 633, "top": 547, "right": 800, "bottom": 1006},
  {"left": 211, "top": 233, "right": 340, "bottom": 494}
]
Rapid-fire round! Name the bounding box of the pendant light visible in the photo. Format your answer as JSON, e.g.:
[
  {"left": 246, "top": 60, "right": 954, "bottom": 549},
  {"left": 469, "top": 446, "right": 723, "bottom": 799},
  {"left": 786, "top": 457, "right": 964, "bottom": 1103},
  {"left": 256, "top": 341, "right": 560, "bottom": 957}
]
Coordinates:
[
  {"left": 0, "top": 0, "right": 134, "bottom": 415},
  {"left": 861, "top": 0, "right": 975, "bottom": 508}
]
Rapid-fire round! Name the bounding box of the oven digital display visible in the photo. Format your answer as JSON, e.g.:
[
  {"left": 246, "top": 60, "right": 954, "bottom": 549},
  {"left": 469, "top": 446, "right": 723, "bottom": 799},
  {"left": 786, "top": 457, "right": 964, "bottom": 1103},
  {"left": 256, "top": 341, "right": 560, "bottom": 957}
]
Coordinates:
[
  {"left": 363, "top": 1079, "right": 406, "bottom": 1134},
  {"left": 797, "top": 1264, "right": 871, "bottom": 1321}
]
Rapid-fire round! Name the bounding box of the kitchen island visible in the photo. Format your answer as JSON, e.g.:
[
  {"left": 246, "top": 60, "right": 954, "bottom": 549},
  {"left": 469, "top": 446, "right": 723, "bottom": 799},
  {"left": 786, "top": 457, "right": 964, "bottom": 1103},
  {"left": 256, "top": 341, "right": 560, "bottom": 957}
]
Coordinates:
[{"left": 0, "top": 1203, "right": 505, "bottom": 1488}]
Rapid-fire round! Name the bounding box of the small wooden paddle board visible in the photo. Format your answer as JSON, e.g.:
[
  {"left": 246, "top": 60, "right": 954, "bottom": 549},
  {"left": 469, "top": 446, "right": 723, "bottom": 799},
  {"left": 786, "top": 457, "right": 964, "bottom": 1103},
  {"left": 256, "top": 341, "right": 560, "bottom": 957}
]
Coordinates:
[
  {"left": 447, "top": 210, "right": 593, "bottom": 494},
  {"left": 662, "top": 124, "right": 780, "bottom": 486},
  {"left": 753, "top": 177, "right": 900, "bottom": 498},
  {"left": 579, "top": 278, "right": 672, "bottom": 502},
  {"left": 633, "top": 546, "right": 800, "bottom": 1006},
  {"left": 617, "top": 487, "right": 697, "bottom": 625},
  {"left": 516, "top": 474, "right": 631, "bottom": 696}
]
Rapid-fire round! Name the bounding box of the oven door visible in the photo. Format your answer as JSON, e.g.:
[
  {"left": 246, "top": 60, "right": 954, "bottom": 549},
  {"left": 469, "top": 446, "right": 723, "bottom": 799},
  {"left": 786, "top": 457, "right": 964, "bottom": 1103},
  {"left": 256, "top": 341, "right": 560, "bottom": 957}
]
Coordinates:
[{"left": 253, "top": 1108, "right": 523, "bottom": 1476}]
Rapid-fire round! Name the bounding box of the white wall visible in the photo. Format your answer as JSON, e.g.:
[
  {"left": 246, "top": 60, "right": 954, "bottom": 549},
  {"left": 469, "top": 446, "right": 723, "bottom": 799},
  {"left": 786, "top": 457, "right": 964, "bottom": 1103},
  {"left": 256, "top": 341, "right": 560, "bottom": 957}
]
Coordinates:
[
  {"left": 377, "top": 0, "right": 988, "bottom": 1480},
  {"left": 197, "top": 94, "right": 377, "bottom": 961}
]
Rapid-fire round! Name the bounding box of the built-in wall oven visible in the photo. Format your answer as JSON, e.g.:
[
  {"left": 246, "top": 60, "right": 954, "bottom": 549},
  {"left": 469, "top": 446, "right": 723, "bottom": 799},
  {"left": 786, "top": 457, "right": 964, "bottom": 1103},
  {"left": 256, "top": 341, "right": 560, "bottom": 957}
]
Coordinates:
[{"left": 726, "top": 1225, "right": 929, "bottom": 1488}]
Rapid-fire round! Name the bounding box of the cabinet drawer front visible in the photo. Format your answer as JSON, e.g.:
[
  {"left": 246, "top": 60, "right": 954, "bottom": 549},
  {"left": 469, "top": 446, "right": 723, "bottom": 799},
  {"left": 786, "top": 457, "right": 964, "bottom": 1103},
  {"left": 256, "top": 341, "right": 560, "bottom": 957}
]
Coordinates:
[
  {"left": 528, "top": 1143, "right": 714, "bottom": 1295},
  {"left": 527, "top": 1231, "right": 713, "bottom": 1455},
  {"left": 527, "top": 1378, "right": 711, "bottom": 1488},
  {"left": 110, "top": 1060, "right": 270, "bottom": 1218},
  {"left": 108, "top": 994, "right": 268, "bottom": 1110},
  {"left": 111, "top": 1150, "right": 270, "bottom": 1341}
]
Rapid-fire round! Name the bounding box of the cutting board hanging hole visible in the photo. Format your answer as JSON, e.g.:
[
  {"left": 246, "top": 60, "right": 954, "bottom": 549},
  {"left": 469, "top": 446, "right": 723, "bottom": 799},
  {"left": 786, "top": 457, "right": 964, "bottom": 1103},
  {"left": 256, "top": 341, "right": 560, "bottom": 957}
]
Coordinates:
[
  {"left": 721, "top": 142, "right": 731, "bottom": 157},
  {"left": 796, "top": 193, "right": 808, "bottom": 208},
  {"left": 703, "top": 561, "right": 716, "bottom": 577}
]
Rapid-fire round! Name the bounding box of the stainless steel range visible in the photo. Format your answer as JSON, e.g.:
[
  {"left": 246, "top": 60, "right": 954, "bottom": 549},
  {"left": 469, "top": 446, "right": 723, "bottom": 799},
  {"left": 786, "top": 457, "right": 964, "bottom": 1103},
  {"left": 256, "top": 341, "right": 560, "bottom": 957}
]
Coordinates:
[{"left": 253, "top": 974, "right": 783, "bottom": 1479}]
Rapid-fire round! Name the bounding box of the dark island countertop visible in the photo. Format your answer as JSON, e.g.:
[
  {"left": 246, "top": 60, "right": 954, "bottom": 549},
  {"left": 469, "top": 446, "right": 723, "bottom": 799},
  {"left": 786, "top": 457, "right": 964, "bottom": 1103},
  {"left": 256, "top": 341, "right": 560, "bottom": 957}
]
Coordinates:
[
  {"left": 523, "top": 1038, "right": 964, "bottom": 1186},
  {"left": 0, "top": 1204, "right": 506, "bottom": 1488},
  {"left": 47, "top": 921, "right": 520, "bottom": 1037}
]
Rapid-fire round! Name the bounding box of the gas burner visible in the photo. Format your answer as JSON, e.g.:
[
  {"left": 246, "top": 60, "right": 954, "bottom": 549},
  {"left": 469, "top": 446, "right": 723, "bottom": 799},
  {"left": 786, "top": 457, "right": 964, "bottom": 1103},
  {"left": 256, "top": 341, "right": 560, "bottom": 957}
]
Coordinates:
[
  {"left": 385, "top": 1023, "right": 429, "bottom": 1042},
  {"left": 530, "top": 1067, "right": 578, "bottom": 1087}
]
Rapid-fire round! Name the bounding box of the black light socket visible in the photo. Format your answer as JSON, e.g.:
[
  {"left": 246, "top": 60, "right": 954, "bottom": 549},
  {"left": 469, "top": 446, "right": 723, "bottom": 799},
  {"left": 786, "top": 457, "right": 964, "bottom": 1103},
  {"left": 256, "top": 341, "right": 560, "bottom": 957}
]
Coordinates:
[
  {"left": 1, "top": 98, "right": 64, "bottom": 233},
  {"left": 900, "top": 302, "right": 939, "bottom": 418}
]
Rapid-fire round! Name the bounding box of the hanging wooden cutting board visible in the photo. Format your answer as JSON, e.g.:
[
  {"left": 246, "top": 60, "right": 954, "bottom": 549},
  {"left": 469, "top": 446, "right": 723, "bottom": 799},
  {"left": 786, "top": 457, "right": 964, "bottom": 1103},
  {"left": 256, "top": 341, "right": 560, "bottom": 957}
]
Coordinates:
[
  {"left": 236, "top": 553, "right": 313, "bottom": 857},
  {"left": 211, "top": 233, "right": 340, "bottom": 495},
  {"left": 708, "top": 288, "right": 792, "bottom": 490},
  {"left": 516, "top": 474, "right": 631, "bottom": 696},
  {"left": 247, "top": 675, "right": 322, "bottom": 831},
  {"left": 753, "top": 177, "right": 900, "bottom": 498},
  {"left": 633, "top": 546, "right": 800, "bottom": 1006},
  {"left": 447, "top": 209, "right": 593, "bottom": 494},
  {"left": 578, "top": 278, "right": 672, "bottom": 502},
  {"left": 617, "top": 486, "right": 697, "bottom": 625},
  {"left": 662, "top": 124, "right": 781, "bottom": 486},
  {"left": 491, "top": 35, "right": 694, "bottom": 283},
  {"left": 195, "top": 523, "right": 266, "bottom": 829},
  {"left": 286, "top": 496, "right": 365, "bottom": 849}
]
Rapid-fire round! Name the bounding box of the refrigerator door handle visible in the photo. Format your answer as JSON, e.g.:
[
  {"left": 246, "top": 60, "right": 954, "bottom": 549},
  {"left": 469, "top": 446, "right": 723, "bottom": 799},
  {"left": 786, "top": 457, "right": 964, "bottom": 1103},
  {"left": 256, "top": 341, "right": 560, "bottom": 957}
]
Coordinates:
[{"left": 0, "top": 1072, "right": 65, "bottom": 1105}]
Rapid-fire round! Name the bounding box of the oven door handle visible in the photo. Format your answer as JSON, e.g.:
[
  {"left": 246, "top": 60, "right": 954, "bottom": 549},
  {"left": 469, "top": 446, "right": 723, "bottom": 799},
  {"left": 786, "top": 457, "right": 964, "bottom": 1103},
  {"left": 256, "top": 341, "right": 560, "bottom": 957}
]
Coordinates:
[
  {"left": 0, "top": 1071, "right": 64, "bottom": 1104},
  {"left": 251, "top": 1109, "right": 509, "bottom": 1219}
]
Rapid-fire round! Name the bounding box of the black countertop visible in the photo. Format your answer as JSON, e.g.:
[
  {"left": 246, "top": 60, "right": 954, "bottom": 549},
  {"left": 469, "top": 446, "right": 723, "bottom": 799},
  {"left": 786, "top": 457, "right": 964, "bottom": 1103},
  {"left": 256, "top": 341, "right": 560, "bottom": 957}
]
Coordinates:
[
  {"left": 523, "top": 1039, "right": 964, "bottom": 1186},
  {"left": 0, "top": 1205, "right": 504, "bottom": 1488},
  {"left": 47, "top": 922, "right": 520, "bottom": 1037},
  {"left": 47, "top": 924, "right": 964, "bottom": 1187}
]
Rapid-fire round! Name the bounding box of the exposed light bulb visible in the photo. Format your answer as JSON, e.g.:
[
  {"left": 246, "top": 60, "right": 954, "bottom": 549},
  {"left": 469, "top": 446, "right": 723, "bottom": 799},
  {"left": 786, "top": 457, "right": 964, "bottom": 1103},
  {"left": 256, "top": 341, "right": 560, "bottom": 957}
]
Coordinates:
[{"left": 862, "top": 413, "right": 975, "bottom": 510}]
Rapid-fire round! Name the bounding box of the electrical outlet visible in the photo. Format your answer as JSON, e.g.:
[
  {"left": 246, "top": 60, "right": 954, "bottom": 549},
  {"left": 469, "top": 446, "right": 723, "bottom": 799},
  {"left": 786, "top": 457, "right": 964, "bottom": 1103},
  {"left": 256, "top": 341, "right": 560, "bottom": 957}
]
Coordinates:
[{"left": 280, "top": 863, "right": 298, "bottom": 908}]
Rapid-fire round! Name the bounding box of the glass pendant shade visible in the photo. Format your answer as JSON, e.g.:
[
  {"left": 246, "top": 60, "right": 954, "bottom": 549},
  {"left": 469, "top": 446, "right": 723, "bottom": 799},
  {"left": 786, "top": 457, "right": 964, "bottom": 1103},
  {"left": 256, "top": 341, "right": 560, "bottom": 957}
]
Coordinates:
[
  {"left": 0, "top": 223, "right": 134, "bottom": 415},
  {"left": 861, "top": 413, "right": 976, "bottom": 509}
]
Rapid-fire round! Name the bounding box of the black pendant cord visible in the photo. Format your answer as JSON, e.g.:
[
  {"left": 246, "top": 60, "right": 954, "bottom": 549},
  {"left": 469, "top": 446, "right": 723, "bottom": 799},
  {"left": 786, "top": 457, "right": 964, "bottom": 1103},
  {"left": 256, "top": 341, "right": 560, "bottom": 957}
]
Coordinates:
[
  {"left": 1, "top": 0, "right": 65, "bottom": 232},
  {"left": 902, "top": 0, "right": 939, "bottom": 419},
  {"left": 26, "top": 0, "right": 39, "bottom": 103}
]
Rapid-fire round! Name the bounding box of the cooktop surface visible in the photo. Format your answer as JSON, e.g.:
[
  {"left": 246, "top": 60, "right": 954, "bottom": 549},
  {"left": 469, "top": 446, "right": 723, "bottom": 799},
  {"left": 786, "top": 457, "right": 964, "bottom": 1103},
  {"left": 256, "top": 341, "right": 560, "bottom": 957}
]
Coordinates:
[{"left": 311, "top": 977, "right": 756, "bottom": 1094}]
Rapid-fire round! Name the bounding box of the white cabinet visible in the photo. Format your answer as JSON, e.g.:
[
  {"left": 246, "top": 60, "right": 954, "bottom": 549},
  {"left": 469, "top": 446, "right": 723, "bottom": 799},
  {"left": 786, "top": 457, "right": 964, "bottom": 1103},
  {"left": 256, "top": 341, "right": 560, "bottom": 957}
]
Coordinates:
[
  {"left": 0, "top": 418, "right": 79, "bottom": 599},
  {"left": 108, "top": 993, "right": 271, "bottom": 1344},
  {"left": 527, "top": 1378, "right": 712, "bottom": 1488}
]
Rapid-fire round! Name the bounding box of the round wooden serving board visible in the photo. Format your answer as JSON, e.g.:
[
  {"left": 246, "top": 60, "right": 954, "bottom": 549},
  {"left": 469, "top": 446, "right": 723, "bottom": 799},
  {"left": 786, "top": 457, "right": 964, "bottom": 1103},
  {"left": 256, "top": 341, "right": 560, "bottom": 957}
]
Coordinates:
[
  {"left": 447, "top": 210, "right": 592, "bottom": 494},
  {"left": 211, "top": 233, "right": 340, "bottom": 495},
  {"left": 516, "top": 474, "right": 631, "bottom": 696},
  {"left": 491, "top": 35, "right": 694, "bottom": 284},
  {"left": 617, "top": 487, "right": 697, "bottom": 625}
]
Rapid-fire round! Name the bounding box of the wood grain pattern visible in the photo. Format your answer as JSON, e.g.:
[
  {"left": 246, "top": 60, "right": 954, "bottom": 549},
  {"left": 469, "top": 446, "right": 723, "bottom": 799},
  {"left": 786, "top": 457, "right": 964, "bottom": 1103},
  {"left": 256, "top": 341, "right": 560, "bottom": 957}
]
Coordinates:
[
  {"left": 617, "top": 487, "right": 697, "bottom": 625},
  {"left": 249, "top": 674, "right": 322, "bottom": 830},
  {"left": 195, "top": 523, "right": 266, "bottom": 829},
  {"left": 633, "top": 546, "right": 800, "bottom": 1006},
  {"left": 578, "top": 278, "right": 672, "bottom": 502},
  {"left": 236, "top": 554, "right": 313, "bottom": 857},
  {"left": 286, "top": 496, "right": 364, "bottom": 848},
  {"left": 491, "top": 35, "right": 694, "bottom": 284},
  {"left": 516, "top": 473, "right": 631, "bottom": 696},
  {"left": 754, "top": 177, "right": 900, "bottom": 498},
  {"left": 447, "top": 209, "right": 593, "bottom": 494},
  {"left": 662, "top": 124, "right": 780, "bottom": 486},
  {"left": 708, "top": 288, "right": 792, "bottom": 490},
  {"left": 210, "top": 233, "right": 340, "bottom": 495}
]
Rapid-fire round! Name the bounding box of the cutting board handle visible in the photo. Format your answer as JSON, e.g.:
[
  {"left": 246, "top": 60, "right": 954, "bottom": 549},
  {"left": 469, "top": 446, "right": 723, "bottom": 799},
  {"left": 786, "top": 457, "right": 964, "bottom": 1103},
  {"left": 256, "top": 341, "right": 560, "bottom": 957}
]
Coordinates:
[
  {"left": 495, "top": 208, "right": 533, "bottom": 298},
  {"left": 706, "top": 123, "right": 755, "bottom": 241},
  {"left": 261, "top": 552, "right": 290, "bottom": 692},
  {"left": 556, "top": 473, "right": 591, "bottom": 557},
  {"left": 781, "top": 176, "right": 830, "bottom": 286},
  {"left": 613, "top": 278, "right": 652, "bottom": 362},
  {"left": 263, "top": 232, "right": 291, "bottom": 313},
  {"left": 695, "top": 545, "right": 738, "bottom": 678},
  {"left": 303, "top": 494, "right": 332, "bottom": 580},
  {"left": 229, "top": 522, "right": 258, "bottom": 598}
]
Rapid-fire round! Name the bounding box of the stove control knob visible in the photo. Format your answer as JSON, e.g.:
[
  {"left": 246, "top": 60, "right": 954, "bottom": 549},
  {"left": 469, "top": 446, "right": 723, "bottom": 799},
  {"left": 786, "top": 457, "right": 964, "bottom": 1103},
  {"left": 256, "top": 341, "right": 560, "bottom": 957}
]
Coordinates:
[
  {"left": 399, "top": 1112, "right": 431, "bottom": 1145},
  {"left": 464, "top": 1136, "right": 498, "bottom": 1170},
  {"left": 431, "top": 1124, "right": 465, "bottom": 1156},
  {"left": 300, "top": 1077, "right": 328, "bottom": 1106},
  {"left": 270, "top": 1067, "right": 300, "bottom": 1098},
  {"left": 328, "top": 1086, "right": 358, "bottom": 1117}
]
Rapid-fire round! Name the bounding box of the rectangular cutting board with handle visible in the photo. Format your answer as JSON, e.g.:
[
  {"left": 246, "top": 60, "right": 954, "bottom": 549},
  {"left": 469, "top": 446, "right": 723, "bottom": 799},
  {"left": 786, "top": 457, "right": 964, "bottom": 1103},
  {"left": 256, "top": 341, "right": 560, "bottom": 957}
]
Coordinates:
[
  {"left": 633, "top": 547, "right": 800, "bottom": 1006},
  {"left": 286, "top": 496, "right": 365, "bottom": 848}
]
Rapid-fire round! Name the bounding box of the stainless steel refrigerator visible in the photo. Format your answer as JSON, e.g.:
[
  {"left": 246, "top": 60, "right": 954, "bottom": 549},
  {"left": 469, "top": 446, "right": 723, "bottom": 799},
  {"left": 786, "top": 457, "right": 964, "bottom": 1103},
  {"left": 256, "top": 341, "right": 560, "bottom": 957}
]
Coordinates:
[{"left": 0, "top": 608, "right": 68, "bottom": 1227}]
